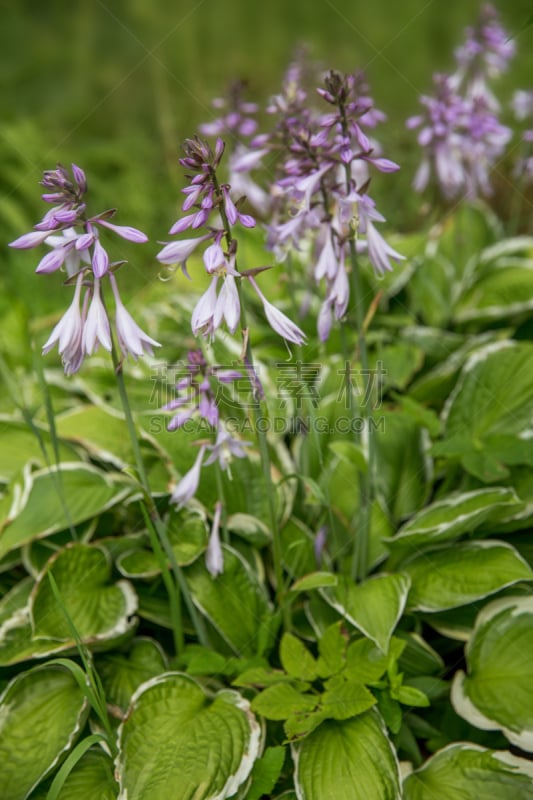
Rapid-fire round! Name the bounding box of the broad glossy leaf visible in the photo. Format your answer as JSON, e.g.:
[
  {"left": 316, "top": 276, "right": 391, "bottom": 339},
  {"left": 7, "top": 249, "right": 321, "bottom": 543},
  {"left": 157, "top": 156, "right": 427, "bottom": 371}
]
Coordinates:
[
  {"left": 373, "top": 411, "right": 431, "bottom": 520},
  {"left": 185, "top": 544, "right": 271, "bottom": 656},
  {"left": 403, "top": 541, "right": 533, "bottom": 611},
  {"left": 442, "top": 342, "right": 533, "bottom": 478},
  {"left": 322, "top": 574, "right": 410, "bottom": 652},
  {"left": 451, "top": 595, "right": 533, "bottom": 750},
  {"left": 0, "top": 664, "right": 88, "bottom": 800},
  {"left": 116, "top": 508, "right": 208, "bottom": 577},
  {"left": 31, "top": 543, "right": 137, "bottom": 644},
  {"left": 293, "top": 710, "right": 400, "bottom": 800},
  {"left": 388, "top": 488, "right": 519, "bottom": 553},
  {"left": 0, "top": 464, "right": 129, "bottom": 559},
  {"left": 116, "top": 672, "right": 262, "bottom": 800},
  {"left": 96, "top": 638, "right": 168, "bottom": 712},
  {"left": 49, "top": 747, "right": 118, "bottom": 800},
  {"left": 455, "top": 264, "right": 533, "bottom": 323},
  {"left": 0, "top": 416, "right": 77, "bottom": 482},
  {"left": 55, "top": 405, "right": 134, "bottom": 467},
  {"left": 403, "top": 743, "right": 533, "bottom": 799}
]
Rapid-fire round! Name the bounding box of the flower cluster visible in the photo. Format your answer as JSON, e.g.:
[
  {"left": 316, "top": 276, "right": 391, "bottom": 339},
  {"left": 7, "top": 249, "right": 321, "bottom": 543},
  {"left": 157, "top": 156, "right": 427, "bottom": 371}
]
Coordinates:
[
  {"left": 408, "top": 5, "right": 513, "bottom": 200},
  {"left": 9, "top": 164, "right": 159, "bottom": 374},
  {"left": 265, "top": 69, "right": 403, "bottom": 340},
  {"left": 163, "top": 350, "right": 241, "bottom": 431},
  {"left": 156, "top": 137, "right": 306, "bottom": 345},
  {"left": 511, "top": 90, "right": 533, "bottom": 182}
]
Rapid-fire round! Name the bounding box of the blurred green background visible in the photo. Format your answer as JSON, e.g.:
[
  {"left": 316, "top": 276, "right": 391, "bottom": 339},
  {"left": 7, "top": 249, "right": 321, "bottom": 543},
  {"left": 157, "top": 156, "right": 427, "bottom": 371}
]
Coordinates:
[{"left": 2, "top": 0, "right": 532, "bottom": 319}]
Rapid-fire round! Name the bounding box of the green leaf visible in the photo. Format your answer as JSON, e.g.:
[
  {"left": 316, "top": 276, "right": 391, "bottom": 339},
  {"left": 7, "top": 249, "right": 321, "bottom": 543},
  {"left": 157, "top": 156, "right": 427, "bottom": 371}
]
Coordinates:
[
  {"left": 117, "top": 673, "right": 262, "bottom": 800},
  {"left": 328, "top": 440, "right": 367, "bottom": 473},
  {"left": 246, "top": 746, "right": 285, "bottom": 800},
  {"left": 185, "top": 544, "right": 271, "bottom": 656},
  {"left": 344, "top": 638, "right": 389, "bottom": 683},
  {"left": 322, "top": 574, "right": 411, "bottom": 652},
  {"left": 252, "top": 683, "right": 318, "bottom": 721},
  {"left": 403, "top": 743, "right": 533, "bottom": 799},
  {"left": 280, "top": 633, "right": 319, "bottom": 681},
  {"left": 388, "top": 488, "right": 519, "bottom": 553},
  {"left": 0, "top": 664, "right": 89, "bottom": 800},
  {"left": 31, "top": 543, "right": 137, "bottom": 644},
  {"left": 316, "top": 622, "right": 347, "bottom": 677},
  {"left": 55, "top": 405, "right": 135, "bottom": 467},
  {"left": 0, "top": 464, "right": 129, "bottom": 559},
  {"left": 442, "top": 342, "right": 533, "bottom": 478},
  {"left": 373, "top": 411, "right": 431, "bottom": 520},
  {"left": 455, "top": 264, "right": 533, "bottom": 324},
  {"left": 392, "top": 685, "right": 429, "bottom": 708},
  {"left": 321, "top": 675, "right": 376, "bottom": 720},
  {"left": 451, "top": 595, "right": 533, "bottom": 751},
  {"left": 96, "top": 638, "right": 168, "bottom": 712},
  {"left": 293, "top": 710, "right": 401, "bottom": 800},
  {"left": 289, "top": 572, "right": 338, "bottom": 594},
  {"left": 234, "top": 667, "right": 296, "bottom": 688},
  {"left": 403, "top": 541, "right": 533, "bottom": 612},
  {"left": 46, "top": 746, "right": 118, "bottom": 800},
  {"left": 0, "top": 417, "right": 77, "bottom": 482},
  {"left": 116, "top": 509, "right": 208, "bottom": 577}
]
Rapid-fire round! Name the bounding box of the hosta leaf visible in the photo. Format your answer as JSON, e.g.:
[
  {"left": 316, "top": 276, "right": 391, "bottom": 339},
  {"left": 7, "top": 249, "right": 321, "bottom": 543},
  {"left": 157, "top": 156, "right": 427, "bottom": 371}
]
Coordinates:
[
  {"left": 403, "top": 541, "right": 533, "bottom": 611},
  {"left": 455, "top": 264, "right": 533, "bottom": 323},
  {"left": 116, "top": 672, "right": 262, "bottom": 800},
  {"left": 293, "top": 710, "right": 401, "bottom": 800},
  {"left": 403, "top": 743, "right": 533, "bottom": 799},
  {"left": 0, "top": 417, "right": 77, "bottom": 482},
  {"left": 55, "top": 405, "right": 134, "bottom": 467},
  {"left": 31, "top": 543, "right": 137, "bottom": 644},
  {"left": 373, "top": 411, "right": 431, "bottom": 520},
  {"left": 57, "top": 748, "right": 118, "bottom": 799},
  {"left": 0, "top": 464, "right": 129, "bottom": 559},
  {"left": 451, "top": 595, "right": 533, "bottom": 750},
  {"left": 96, "top": 638, "right": 168, "bottom": 713},
  {"left": 388, "top": 488, "right": 519, "bottom": 554},
  {"left": 0, "top": 664, "right": 88, "bottom": 800},
  {"left": 442, "top": 341, "right": 533, "bottom": 478},
  {"left": 116, "top": 508, "right": 208, "bottom": 577},
  {"left": 185, "top": 544, "right": 271, "bottom": 656},
  {"left": 322, "top": 573, "right": 410, "bottom": 652}
]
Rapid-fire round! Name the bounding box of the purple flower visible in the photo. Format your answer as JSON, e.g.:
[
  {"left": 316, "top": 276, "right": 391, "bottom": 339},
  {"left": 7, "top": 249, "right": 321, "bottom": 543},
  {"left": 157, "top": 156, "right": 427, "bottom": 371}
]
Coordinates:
[
  {"left": 163, "top": 350, "right": 240, "bottom": 431},
  {"left": 204, "top": 426, "right": 251, "bottom": 472},
  {"left": 248, "top": 277, "right": 306, "bottom": 345},
  {"left": 191, "top": 275, "right": 241, "bottom": 339},
  {"left": 110, "top": 274, "right": 161, "bottom": 360},
  {"left": 42, "top": 272, "right": 86, "bottom": 375},
  {"left": 206, "top": 501, "right": 224, "bottom": 577},
  {"left": 170, "top": 446, "right": 206, "bottom": 508},
  {"left": 156, "top": 234, "right": 211, "bottom": 277},
  {"left": 82, "top": 278, "right": 112, "bottom": 355}
]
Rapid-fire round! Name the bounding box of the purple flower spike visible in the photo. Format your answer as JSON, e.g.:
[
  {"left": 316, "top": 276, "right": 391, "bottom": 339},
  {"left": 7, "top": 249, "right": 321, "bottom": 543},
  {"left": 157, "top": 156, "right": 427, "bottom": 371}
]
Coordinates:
[
  {"left": 9, "top": 230, "right": 51, "bottom": 250},
  {"left": 204, "top": 426, "right": 251, "bottom": 472},
  {"left": 206, "top": 501, "right": 224, "bottom": 577},
  {"left": 156, "top": 235, "right": 211, "bottom": 269}
]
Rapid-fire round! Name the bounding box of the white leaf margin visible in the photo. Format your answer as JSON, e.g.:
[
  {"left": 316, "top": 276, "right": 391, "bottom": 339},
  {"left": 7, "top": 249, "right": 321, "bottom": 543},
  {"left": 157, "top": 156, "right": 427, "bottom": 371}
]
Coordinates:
[
  {"left": 403, "top": 741, "right": 533, "bottom": 794},
  {"left": 0, "top": 663, "right": 90, "bottom": 798},
  {"left": 115, "top": 671, "right": 263, "bottom": 800},
  {"left": 451, "top": 595, "right": 533, "bottom": 752}
]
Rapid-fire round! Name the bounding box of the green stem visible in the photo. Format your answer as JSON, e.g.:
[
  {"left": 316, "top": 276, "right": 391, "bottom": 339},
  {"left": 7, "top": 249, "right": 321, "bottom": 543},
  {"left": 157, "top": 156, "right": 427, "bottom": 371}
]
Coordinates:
[
  {"left": 211, "top": 169, "right": 288, "bottom": 622},
  {"left": 110, "top": 338, "right": 208, "bottom": 649},
  {"left": 338, "top": 104, "right": 375, "bottom": 583},
  {"left": 214, "top": 462, "right": 229, "bottom": 544}
]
